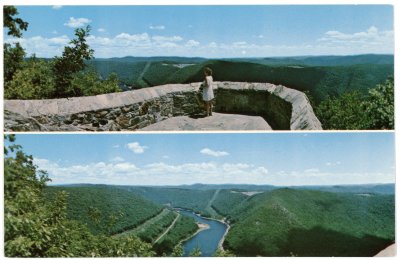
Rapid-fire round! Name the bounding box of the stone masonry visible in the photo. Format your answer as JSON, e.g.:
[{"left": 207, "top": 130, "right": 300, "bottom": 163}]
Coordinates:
[{"left": 4, "top": 82, "right": 322, "bottom": 131}]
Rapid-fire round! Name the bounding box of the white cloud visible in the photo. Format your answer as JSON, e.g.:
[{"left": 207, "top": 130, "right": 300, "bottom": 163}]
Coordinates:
[
  {"left": 200, "top": 148, "right": 229, "bottom": 157},
  {"left": 152, "top": 35, "right": 183, "bottom": 42},
  {"left": 113, "top": 145, "right": 120, "bottom": 148},
  {"left": 149, "top": 25, "right": 165, "bottom": 30},
  {"left": 4, "top": 35, "right": 70, "bottom": 57},
  {"left": 33, "top": 157, "right": 393, "bottom": 186},
  {"left": 52, "top": 5, "right": 62, "bottom": 10},
  {"left": 110, "top": 156, "right": 124, "bottom": 162},
  {"left": 127, "top": 142, "right": 148, "bottom": 154},
  {"left": 34, "top": 158, "right": 269, "bottom": 185},
  {"left": 186, "top": 40, "right": 200, "bottom": 47},
  {"left": 116, "top": 32, "right": 150, "bottom": 42},
  {"left": 97, "top": 28, "right": 106, "bottom": 32},
  {"left": 326, "top": 161, "right": 341, "bottom": 167},
  {"left": 52, "top": 30, "right": 58, "bottom": 34},
  {"left": 316, "top": 26, "right": 393, "bottom": 53},
  {"left": 7, "top": 25, "right": 392, "bottom": 58},
  {"left": 64, "top": 17, "right": 92, "bottom": 28},
  {"left": 162, "top": 155, "right": 169, "bottom": 159},
  {"left": 304, "top": 168, "right": 319, "bottom": 173}
]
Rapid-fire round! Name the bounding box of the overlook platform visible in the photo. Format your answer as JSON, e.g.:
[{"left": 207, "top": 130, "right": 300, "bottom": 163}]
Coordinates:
[
  {"left": 4, "top": 82, "right": 322, "bottom": 131},
  {"left": 141, "top": 113, "right": 272, "bottom": 131}
]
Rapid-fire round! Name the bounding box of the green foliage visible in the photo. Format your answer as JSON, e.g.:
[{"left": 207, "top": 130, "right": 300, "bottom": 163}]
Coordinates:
[
  {"left": 87, "top": 60, "right": 148, "bottom": 87},
  {"left": 3, "top": 6, "right": 28, "bottom": 82},
  {"left": 4, "top": 58, "right": 56, "bottom": 99},
  {"left": 4, "top": 135, "right": 156, "bottom": 257},
  {"left": 164, "top": 60, "right": 392, "bottom": 104},
  {"left": 213, "top": 248, "right": 236, "bottom": 257},
  {"left": 136, "top": 211, "right": 177, "bottom": 243},
  {"left": 153, "top": 215, "right": 198, "bottom": 255},
  {"left": 45, "top": 185, "right": 163, "bottom": 235},
  {"left": 211, "top": 190, "right": 248, "bottom": 217},
  {"left": 363, "top": 77, "right": 394, "bottom": 129},
  {"left": 4, "top": 42, "right": 26, "bottom": 83},
  {"left": 171, "top": 243, "right": 184, "bottom": 256},
  {"left": 53, "top": 25, "right": 94, "bottom": 97},
  {"left": 189, "top": 247, "right": 202, "bottom": 256},
  {"left": 142, "top": 62, "right": 180, "bottom": 86},
  {"left": 316, "top": 91, "right": 366, "bottom": 130},
  {"left": 71, "top": 70, "right": 121, "bottom": 96},
  {"left": 224, "top": 188, "right": 395, "bottom": 256},
  {"left": 3, "top": 6, "right": 28, "bottom": 37},
  {"left": 316, "top": 77, "right": 394, "bottom": 130},
  {"left": 126, "top": 186, "right": 216, "bottom": 217},
  {"left": 3, "top": 12, "right": 121, "bottom": 99}
]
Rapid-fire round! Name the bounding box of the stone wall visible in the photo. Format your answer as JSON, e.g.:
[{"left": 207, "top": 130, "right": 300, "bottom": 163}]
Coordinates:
[{"left": 4, "top": 82, "right": 322, "bottom": 131}]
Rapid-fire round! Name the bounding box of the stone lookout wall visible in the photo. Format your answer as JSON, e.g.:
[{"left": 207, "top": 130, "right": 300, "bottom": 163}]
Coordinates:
[{"left": 4, "top": 82, "right": 322, "bottom": 131}]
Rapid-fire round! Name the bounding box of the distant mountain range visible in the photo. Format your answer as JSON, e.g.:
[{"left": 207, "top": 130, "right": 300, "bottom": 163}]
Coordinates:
[
  {"left": 47, "top": 182, "right": 395, "bottom": 256},
  {"left": 56, "top": 183, "right": 395, "bottom": 195},
  {"left": 84, "top": 54, "right": 393, "bottom": 103}
]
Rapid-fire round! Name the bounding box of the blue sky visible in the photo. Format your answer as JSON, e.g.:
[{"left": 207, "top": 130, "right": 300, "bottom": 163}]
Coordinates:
[
  {"left": 10, "top": 133, "right": 395, "bottom": 186},
  {"left": 4, "top": 5, "right": 394, "bottom": 58}
]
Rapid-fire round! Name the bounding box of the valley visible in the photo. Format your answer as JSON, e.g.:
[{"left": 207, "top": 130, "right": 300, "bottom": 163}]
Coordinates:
[
  {"left": 88, "top": 54, "right": 394, "bottom": 104},
  {"left": 46, "top": 183, "right": 395, "bottom": 256}
]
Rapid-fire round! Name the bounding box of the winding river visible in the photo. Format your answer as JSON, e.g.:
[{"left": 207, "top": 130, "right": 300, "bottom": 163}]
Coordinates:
[{"left": 177, "top": 209, "right": 228, "bottom": 257}]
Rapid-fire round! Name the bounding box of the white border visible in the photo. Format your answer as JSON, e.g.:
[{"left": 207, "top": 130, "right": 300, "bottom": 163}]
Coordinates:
[{"left": 0, "top": 1, "right": 398, "bottom": 258}]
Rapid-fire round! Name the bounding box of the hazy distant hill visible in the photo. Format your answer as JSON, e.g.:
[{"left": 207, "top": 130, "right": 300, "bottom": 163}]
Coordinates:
[
  {"left": 48, "top": 183, "right": 395, "bottom": 256},
  {"left": 229, "top": 54, "right": 394, "bottom": 66},
  {"left": 86, "top": 54, "right": 393, "bottom": 103}
]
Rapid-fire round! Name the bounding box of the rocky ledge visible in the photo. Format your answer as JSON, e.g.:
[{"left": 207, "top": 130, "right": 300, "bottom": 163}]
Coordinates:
[
  {"left": 140, "top": 113, "right": 272, "bottom": 131},
  {"left": 4, "top": 82, "right": 322, "bottom": 131}
]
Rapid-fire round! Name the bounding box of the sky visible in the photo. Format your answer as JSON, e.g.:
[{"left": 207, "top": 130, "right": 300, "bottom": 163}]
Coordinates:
[
  {"left": 9, "top": 132, "right": 395, "bottom": 186},
  {"left": 4, "top": 5, "right": 394, "bottom": 58}
]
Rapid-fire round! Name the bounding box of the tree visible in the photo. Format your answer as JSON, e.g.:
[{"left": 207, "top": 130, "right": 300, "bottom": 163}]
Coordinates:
[
  {"left": 171, "top": 243, "right": 184, "bottom": 256},
  {"left": 315, "top": 77, "right": 394, "bottom": 130},
  {"left": 53, "top": 25, "right": 94, "bottom": 97},
  {"left": 3, "top": 6, "right": 28, "bottom": 37},
  {"left": 70, "top": 70, "right": 120, "bottom": 96},
  {"left": 363, "top": 77, "right": 394, "bottom": 129},
  {"left": 4, "top": 58, "right": 56, "bottom": 99},
  {"left": 4, "top": 135, "right": 156, "bottom": 257},
  {"left": 189, "top": 247, "right": 202, "bottom": 256},
  {"left": 3, "top": 6, "right": 28, "bottom": 82},
  {"left": 316, "top": 91, "right": 366, "bottom": 130},
  {"left": 213, "top": 248, "right": 236, "bottom": 257}
]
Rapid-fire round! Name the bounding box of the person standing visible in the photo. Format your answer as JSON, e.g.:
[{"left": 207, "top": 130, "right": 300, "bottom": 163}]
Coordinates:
[{"left": 202, "top": 67, "right": 214, "bottom": 116}]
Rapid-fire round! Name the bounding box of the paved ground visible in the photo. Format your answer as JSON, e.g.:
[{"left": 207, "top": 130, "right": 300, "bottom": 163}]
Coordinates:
[
  {"left": 374, "top": 244, "right": 396, "bottom": 257},
  {"left": 140, "top": 113, "right": 272, "bottom": 131}
]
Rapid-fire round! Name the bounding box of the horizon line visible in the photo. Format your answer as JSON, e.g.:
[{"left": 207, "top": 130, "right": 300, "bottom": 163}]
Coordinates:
[
  {"left": 30, "top": 53, "right": 395, "bottom": 60},
  {"left": 48, "top": 182, "right": 395, "bottom": 187}
]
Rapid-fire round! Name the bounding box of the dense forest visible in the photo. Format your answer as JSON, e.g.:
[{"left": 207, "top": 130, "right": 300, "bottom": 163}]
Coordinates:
[
  {"left": 88, "top": 57, "right": 394, "bottom": 130},
  {"left": 3, "top": 6, "right": 394, "bottom": 129},
  {"left": 89, "top": 57, "right": 393, "bottom": 104},
  {"left": 4, "top": 136, "right": 202, "bottom": 257},
  {"left": 219, "top": 189, "right": 394, "bottom": 256},
  {"left": 4, "top": 135, "right": 395, "bottom": 256}
]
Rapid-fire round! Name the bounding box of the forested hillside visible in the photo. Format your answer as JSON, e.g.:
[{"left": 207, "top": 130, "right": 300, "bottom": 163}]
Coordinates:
[
  {"left": 121, "top": 186, "right": 218, "bottom": 218},
  {"left": 221, "top": 188, "right": 395, "bottom": 256},
  {"left": 4, "top": 136, "right": 157, "bottom": 257},
  {"left": 44, "top": 185, "right": 163, "bottom": 235},
  {"left": 88, "top": 55, "right": 393, "bottom": 105}
]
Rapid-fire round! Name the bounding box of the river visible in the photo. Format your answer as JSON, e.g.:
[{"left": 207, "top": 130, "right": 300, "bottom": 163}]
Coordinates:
[{"left": 177, "top": 209, "right": 228, "bottom": 257}]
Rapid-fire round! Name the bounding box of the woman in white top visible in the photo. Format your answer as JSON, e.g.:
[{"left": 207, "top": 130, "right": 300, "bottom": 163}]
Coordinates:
[{"left": 202, "top": 67, "right": 214, "bottom": 116}]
